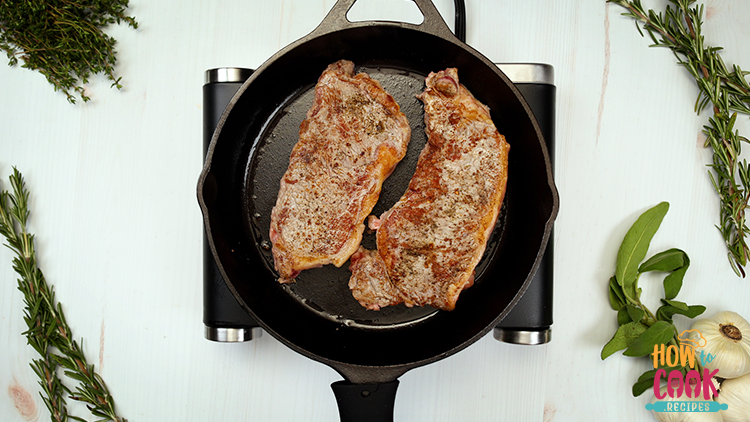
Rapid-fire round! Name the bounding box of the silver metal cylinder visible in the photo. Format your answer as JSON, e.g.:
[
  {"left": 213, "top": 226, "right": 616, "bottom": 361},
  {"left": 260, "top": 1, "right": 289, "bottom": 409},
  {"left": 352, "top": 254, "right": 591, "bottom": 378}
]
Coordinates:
[
  {"left": 205, "top": 326, "right": 262, "bottom": 343},
  {"left": 205, "top": 67, "right": 254, "bottom": 84},
  {"left": 493, "top": 328, "right": 551, "bottom": 345},
  {"left": 495, "top": 63, "right": 554, "bottom": 85}
]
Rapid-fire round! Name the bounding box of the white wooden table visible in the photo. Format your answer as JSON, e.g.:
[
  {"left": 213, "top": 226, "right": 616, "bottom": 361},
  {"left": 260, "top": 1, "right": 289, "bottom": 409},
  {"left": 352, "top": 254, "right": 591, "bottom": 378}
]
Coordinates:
[{"left": 2, "top": 1, "right": 750, "bottom": 421}]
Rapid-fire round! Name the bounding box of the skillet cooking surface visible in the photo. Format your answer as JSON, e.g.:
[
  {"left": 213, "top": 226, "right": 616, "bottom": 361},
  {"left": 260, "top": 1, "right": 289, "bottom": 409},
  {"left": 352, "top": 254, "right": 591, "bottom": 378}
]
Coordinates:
[
  {"left": 243, "top": 65, "right": 508, "bottom": 329},
  {"left": 200, "top": 22, "right": 556, "bottom": 370}
]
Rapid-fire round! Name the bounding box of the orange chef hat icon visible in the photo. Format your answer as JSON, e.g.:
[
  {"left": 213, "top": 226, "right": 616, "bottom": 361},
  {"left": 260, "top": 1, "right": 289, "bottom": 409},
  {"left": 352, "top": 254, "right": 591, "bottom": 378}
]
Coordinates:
[{"left": 679, "top": 329, "right": 707, "bottom": 348}]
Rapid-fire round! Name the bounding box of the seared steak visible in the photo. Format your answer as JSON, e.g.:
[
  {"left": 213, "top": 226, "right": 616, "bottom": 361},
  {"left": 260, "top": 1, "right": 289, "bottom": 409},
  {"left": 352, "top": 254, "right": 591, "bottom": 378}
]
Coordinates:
[
  {"left": 270, "top": 60, "right": 411, "bottom": 283},
  {"left": 349, "top": 68, "right": 510, "bottom": 311}
]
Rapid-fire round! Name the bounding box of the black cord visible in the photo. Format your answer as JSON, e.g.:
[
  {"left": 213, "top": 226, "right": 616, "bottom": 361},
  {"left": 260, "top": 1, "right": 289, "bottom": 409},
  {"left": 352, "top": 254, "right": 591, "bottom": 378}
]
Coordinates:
[{"left": 454, "top": 0, "right": 466, "bottom": 43}]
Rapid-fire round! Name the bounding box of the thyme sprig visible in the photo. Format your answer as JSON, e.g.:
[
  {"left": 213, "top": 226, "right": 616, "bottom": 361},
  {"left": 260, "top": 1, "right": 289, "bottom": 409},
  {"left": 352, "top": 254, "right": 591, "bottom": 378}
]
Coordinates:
[
  {"left": 0, "top": 168, "right": 127, "bottom": 422},
  {"left": 0, "top": 0, "right": 138, "bottom": 103},
  {"left": 609, "top": 0, "right": 750, "bottom": 276}
]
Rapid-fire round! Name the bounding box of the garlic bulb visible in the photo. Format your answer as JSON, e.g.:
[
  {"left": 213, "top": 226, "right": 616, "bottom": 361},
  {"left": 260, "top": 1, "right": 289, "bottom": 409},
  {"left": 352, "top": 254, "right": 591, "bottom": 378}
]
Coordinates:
[
  {"left": 689, "top": 311, "right": 750, "bottom": 379},
  {"left": 650, "top": 387, "right": 724, "bottom": 422},
  {"left": 716, "top": 373, "right": 750, "bottom": 422}
]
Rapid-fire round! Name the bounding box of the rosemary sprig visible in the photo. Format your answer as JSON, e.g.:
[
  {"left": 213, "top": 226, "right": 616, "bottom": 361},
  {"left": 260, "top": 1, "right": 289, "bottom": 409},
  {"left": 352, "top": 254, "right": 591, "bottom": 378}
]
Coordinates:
[
  {"left": 0, "top": 168, "right": 127, "bottom": 422},
  {"left": 609, "top": 0, "right": 750, "bottom": 277},
  {"left": 0, "top": 0, "right": 138, "bottom": 103},
  {"left": 1, "top": 170, "right": 71, "bottom": 420}
]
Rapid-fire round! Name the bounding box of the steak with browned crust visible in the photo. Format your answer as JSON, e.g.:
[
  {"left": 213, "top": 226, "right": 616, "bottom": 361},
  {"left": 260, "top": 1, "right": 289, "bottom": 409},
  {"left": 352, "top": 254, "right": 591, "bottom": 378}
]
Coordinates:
[
  {"left": 349, "top": 68, "right": 510, "bottom": 311},
  {"left": 270, "top": 60, "right": 411, "bottom": 283}
]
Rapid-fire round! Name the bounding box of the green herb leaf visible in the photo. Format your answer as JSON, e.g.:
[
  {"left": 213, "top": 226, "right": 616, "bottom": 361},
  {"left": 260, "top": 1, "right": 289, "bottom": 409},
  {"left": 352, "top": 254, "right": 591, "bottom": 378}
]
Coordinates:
[
  {"left": 602, "top": 321, "right": 649, "bottom": 360},
  {"left": 616, "top": 202, "right": 670, "bottom": 298},
  {"left": 639, "top": 248, "right": 686, "bottom": 273},
  {"left": 665, "top": 268, "right": 688, "bottom": 301},
  {"left": 638, "top": 369, "right": 658, "bottom": 383},
  {"left": 623, "top": 320, "right": 674, "bottom": 357},
  {"left": 639, "top": 248, "right": 690, "bottom": 300},
  {"left": 601, "top": 200, "right": 707, "bottom": 408},
  {"left": 663, "top": 299, "right": 689, "bottom": 311},
  {"left": 0, "top": 0, "right": 138, "bottom": 103},
  {"left": 626, "top": 304, "right": 646, "bottom": 323},
  {"left": 609, "top": 276, "right": 626, "bottom": 310},
  {"left": 633, "top": 369, "right": 658, "bottom": 397},
  {"left": 656, "top": 304, "right": 706, "bottom": 323},
  {"left": 684, "top": 305, "right": 706, "bottom": 319},
  {"left": 0, "top": 169, "right": 128, "bottom": 422},
  {"left": 656, "top": 306, "right": 675, "bottom": 324},
  {"left": 618, "top": 307, "right": 633, "bottom": 325},
  {"left": 609, "top": 0, "right": 750, "bottom": 276}
]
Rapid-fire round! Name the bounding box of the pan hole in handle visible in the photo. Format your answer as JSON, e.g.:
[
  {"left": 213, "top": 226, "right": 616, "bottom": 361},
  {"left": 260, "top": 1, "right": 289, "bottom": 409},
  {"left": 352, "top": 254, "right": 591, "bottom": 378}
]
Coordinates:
[
  {"left": 344, "top": 0, "right": 466, "bottom": 42},
  {"left": 331, "top": 380, "right": 399, "bottom": 422},
  {"left": 346, "top": 0, "right": 424, "bottom": 25}
]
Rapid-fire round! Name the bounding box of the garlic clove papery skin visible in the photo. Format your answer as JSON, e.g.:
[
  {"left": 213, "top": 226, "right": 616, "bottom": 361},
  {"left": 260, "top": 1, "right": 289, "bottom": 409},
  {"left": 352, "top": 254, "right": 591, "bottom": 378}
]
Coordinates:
[
  {"left": 650, "top": 387, "right": 724, "bottom": 422},
  {"left": 689, "top": 311, "right": 750, "bottom": 380},
  {"left": 716, "top": 373, "right": 750, "bottom": 422}
]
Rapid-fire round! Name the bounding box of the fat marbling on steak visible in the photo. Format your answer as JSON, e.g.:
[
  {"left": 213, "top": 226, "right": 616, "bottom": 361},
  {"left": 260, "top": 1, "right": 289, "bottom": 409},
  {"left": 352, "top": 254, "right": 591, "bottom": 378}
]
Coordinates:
[
  {"left": 269, "top": 60, "right": 411, "bottom": 283},
  {"left": 349, "top": 68, "right": 510, "bottom": 311}
]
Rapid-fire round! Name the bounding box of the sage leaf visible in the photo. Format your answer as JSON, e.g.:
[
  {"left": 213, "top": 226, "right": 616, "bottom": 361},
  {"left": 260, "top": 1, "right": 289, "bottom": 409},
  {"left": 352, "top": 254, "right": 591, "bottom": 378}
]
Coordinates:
[
  {"left": 623, "top": 320, "right": 674, "bottom": 357},
  {"left": 663, "top": 299, "right": 689, "bottom": 311},
  {"left": 601, "top": 321, "right": 649, "bottom": 360},
  {"left": 656, "top": 304, "right": 706, "bottom": 323},
  {"left": 639, "top": 248, "right": 690, "bottom": 300},
  {"left": 618, "top": 307, "right": 632, "bottom": 325},
  {"left": 633, "top": 369, "right": 658, "bottom": 397},
  {"left": 663, "top": 258, "right": 689, "bottom": 300},
  {"left": 632, "top": 378, "right": 653, "bottom": 397},
  {"left": 656, "top": 306, "right": 675, "bottom": 323},
  {"left": 638, "top": 369, "right": 658, "bottom": 383},
  {"left": 616, "top": 202, "right": 670, "bottom": 298},
  {"left": 609, "top": 276, "right": 626, "bottom": 310},
  {"left": 609, "top": 288, "right": 625, "bottom": 311},
  {"left": 639, "top": 248, "right": 686, "bottom": 273},
  {"left": 681, "top": 305, "right": 706, "bottom": 319},
  {"left": 626, "top": 304, "right": 646, "bottom": 323}
]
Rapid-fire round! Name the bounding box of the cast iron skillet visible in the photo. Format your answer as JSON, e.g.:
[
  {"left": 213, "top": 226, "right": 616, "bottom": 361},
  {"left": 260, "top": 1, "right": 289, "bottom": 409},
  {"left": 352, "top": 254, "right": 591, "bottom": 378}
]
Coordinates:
[{"left": 198, "top": 0, "right": 558, "bottom": 419}]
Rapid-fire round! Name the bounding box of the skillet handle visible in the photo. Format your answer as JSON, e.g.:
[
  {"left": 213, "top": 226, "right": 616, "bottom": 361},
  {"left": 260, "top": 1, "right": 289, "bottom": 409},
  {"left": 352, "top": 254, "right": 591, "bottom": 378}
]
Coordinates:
[
  {"left": 331, "top": 380, "right": 399, "bottom": 422},
  {"left": 311, "top": 0, "right": 456, "bottom": 41}
]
